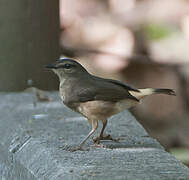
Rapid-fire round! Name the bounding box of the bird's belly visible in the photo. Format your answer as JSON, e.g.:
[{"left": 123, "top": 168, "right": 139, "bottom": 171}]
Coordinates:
[
  {"left": 77, "top": 99, "right": 138, "bottom": 120},
  {"left": 115, "top": 99, "right": 138, "bottom": 111}
]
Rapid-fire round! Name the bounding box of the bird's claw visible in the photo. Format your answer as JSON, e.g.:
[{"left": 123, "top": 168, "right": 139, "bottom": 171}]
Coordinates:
[
  {"left": 93, "top": 143, "right": 105, "bottom": 148},
  {"left": 93, "top": 134, "right": 119, "bottom": 144},
  {"left": 69, "top": 146, "right": 90, "bottom": 152}
]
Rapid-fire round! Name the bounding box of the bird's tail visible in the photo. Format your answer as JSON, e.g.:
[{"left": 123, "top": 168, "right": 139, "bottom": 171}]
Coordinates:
[{"left": 129, "top": 88, "right": 176, "bottom": 100}]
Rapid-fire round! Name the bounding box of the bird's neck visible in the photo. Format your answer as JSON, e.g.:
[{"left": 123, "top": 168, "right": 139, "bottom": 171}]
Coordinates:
[
  {"left": 59, "top": 77, "right": 76, "bottom": 89},
  {"left": 59, "top": 73, "right": 92, "bottom": 90},
  {"left": 59, "top": 78, "right": 66, "bottom": 89}
]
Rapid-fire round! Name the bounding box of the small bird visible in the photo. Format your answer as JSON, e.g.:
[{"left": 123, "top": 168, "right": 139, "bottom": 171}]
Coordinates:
[{"left": 46, "top": 58, "right": 176, "bottom": 150}]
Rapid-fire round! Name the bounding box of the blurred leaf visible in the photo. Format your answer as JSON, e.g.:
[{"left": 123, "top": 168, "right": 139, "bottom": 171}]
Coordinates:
[{"left": 144, "top": 23, "right": 175, "bottom": 41}]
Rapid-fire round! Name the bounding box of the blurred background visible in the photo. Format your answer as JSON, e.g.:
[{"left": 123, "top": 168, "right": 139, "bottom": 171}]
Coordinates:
[{"left": 0, "top": 0, "right": 189, "bottom": 166}]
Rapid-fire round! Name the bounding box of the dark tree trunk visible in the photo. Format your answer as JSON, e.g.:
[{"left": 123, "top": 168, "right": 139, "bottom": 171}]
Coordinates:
[{"left": 0, "top": 0, "right": 60, "bottom": 91}]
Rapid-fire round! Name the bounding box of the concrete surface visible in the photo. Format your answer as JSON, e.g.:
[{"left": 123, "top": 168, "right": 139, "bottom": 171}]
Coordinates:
[{"left": 0, "top": 92, "right": 189, "bottom": 180}]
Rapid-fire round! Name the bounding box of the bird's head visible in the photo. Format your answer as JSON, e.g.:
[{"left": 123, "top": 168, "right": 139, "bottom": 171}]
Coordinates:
[{"left": 45, "top": 58, "right": 88, "bottom": 81}]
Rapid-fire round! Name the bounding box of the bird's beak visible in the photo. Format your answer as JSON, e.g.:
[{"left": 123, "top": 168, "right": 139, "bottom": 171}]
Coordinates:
[{"left": 44, "top": 63, "right": 57, "bottom": 69}]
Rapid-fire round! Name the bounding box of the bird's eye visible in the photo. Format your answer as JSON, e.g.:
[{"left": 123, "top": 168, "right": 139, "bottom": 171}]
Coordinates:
[{"left": 64, "top": 64, "right": 71, "bottom": 69}]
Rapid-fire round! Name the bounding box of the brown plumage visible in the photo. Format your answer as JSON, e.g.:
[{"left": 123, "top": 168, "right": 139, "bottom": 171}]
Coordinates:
[{"left": 46, "top": 58, "right": 176, "bottom": 150}]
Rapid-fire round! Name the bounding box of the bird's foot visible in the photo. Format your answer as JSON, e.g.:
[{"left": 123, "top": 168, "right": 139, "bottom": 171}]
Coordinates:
[
  {"left": 69, "top": 146, "right": 90, "bottom": 152},
  {"left": 93, "top": 134, "right": 119, "bottom": 144},
  {"left": 93, "top": 143, "right": 105, "bottom": 148}
]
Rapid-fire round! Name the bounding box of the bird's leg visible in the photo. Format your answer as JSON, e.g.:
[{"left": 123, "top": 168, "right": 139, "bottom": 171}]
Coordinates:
[
  {"left": 93, "top": 120, "right": 109, "bottom": 144},
  {"left": 99, "top": 119, "right": 108, "bottom": 138},
  {"left": 93, "top": 120, "right": 119, "bottom": 144},
  {"left": 78, "top": 119, "right": 98, "bottom": 149}
]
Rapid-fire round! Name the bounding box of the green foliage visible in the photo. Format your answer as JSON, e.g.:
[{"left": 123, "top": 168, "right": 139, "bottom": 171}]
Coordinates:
[{"left": 144, "top": 23, "right": 175, "bottom": 40}]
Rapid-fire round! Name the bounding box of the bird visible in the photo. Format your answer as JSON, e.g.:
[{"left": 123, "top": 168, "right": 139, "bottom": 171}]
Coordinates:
[{"left": 45, "top": 57, "right": 176, "bottom": 150}]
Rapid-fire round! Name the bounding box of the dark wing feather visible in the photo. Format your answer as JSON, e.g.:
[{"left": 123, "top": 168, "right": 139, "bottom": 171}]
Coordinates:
[
  {"left": 69, "top": 77, "right": 139, "bottom": 103},
  {"left": 104, "top": 78, "right": 139, "bottom": 92}
]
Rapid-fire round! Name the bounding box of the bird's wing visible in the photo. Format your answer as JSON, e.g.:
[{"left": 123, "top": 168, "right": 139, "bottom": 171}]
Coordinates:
[
  {"left": 71, "top": 78, "right": 139, "bottom": 103},
  {"left": 99, "top": 78, "right": 139, "bottom": 92}
]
